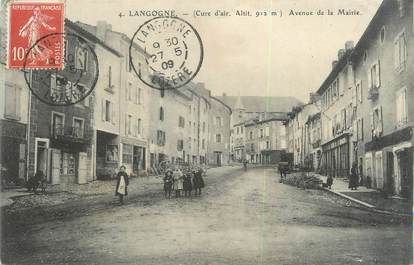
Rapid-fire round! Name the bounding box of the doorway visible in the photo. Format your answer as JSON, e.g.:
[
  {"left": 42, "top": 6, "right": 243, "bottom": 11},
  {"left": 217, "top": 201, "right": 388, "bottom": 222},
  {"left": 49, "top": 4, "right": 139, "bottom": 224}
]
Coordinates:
[
  {"left": 398, "top": 147, "right": 413, "bottom": 198},
  {"left": 35, "top": 138, "right": 49, "bottom": 181},
  {"left": 215, "top": 152, "right": 222, "bottom": 166}
]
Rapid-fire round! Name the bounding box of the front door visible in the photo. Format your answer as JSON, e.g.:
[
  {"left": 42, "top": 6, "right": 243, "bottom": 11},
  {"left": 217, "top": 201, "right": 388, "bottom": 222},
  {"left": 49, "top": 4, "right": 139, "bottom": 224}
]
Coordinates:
[
  {"left": 35, "top": 139, "right": 49, "bottom": 181},
  {"left": 133, "top": 146, "right": 141, "bottom": 175},
  {"left": 399, "top": 147, "right": 413, "bottom": 198},
  {"left": 216, "top": 152, "right": 222, "bottom": 166},
  {"left": 386, "top": 152, "right": 394, "bottom": 194}
]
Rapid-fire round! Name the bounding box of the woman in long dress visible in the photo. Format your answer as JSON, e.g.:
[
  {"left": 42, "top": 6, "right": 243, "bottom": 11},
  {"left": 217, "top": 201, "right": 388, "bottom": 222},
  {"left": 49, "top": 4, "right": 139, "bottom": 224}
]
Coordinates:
[
  {"left": 115, "top": 165, "right": 129, "bottom": 204},
  {"left": 349, "top": 162, "right": 359, "bottom": 190},
  {"left": 173, "top": 168, "right": 184, "bottom": 198}
]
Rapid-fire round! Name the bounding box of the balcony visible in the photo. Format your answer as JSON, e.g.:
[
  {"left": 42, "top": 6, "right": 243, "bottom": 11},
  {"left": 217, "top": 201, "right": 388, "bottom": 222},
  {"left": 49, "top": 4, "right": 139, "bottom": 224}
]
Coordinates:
[
  {"left": 367, "top": 86, "right": 379, "bottom": 101},
  {"left": 52, "top": 125, "right": 88, "bottom": 144}
]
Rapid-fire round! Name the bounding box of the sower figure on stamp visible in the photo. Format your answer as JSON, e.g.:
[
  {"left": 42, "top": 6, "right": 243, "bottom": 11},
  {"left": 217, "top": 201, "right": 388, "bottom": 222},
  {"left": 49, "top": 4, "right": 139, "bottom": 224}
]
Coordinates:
[
  {"left": 18, "top": 6, "right": 56, "bottom": 64},
  {"left": 115, "top": 165, "right": 129, "bottom": 205}
]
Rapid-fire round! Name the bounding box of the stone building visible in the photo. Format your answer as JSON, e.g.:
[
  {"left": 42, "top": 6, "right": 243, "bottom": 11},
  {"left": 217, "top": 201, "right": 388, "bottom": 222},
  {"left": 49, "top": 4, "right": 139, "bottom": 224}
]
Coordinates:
[
  {"left": 218, "top": 94, "right": 301, "bottom": 163},
  {"left": 76, "top": 21, "right": 150, "bottom": 177},
  {"left": 0, "top": 62, "right": 29, "bottom": 186},
  {"left": 353, "top": 0, "right": 413, "bottom": 197},
  {"left": 26, "top": 20, "right": 111, "bottom": 184},
  {"left": 244, "top": 113, "right": 288, "bottom": 165},
  {"left": 208, "top": 96, "right": 232, "bottom": 166},
  {"left": 317, "top": 41, "right": 356, "bottom": 178}
]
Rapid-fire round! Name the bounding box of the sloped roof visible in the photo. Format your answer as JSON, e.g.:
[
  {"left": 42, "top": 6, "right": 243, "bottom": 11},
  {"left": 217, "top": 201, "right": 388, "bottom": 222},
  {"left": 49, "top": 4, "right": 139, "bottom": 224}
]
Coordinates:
[{"left": 215, "top": 96, "right": 302, "bottom": 113}]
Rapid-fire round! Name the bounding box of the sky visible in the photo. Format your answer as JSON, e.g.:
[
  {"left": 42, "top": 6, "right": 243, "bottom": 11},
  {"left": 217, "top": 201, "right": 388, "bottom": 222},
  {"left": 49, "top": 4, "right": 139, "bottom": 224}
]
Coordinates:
[{"left": 65, "top": 0, "right": 383, "bottom": 102}]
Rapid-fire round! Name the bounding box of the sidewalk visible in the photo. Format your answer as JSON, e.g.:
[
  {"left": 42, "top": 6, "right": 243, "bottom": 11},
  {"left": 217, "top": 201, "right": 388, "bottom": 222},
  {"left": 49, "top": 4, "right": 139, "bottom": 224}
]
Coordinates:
[
  {"left": 1, "top": 165, "right": 238, "bottom": 209},
  {"left": 316, "top": 174, "right": 412, "bottom": 216}
]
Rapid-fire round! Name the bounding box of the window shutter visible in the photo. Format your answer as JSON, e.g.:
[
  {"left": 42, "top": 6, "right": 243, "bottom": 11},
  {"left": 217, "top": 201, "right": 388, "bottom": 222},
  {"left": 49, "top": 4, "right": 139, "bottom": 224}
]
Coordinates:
[
  {"left": 125, "top": 114, "right": 128, "bottom": 135},
  {"left": 361, "top": 118, "right": 364, "bottom": 140},
  {"left": 394, "top": 41, "right": 399, "bottom": 69},
  {"left": 50, "top": 74, "right": 56, "bottom": 91},
  {"left": 111, "top": 103, "right": 116, "bottom": 125},
  {"left": 101, "top": 99, "right": 105, "bottom": 121},
  {"left": 359, "top": 81, "right": 363, "bottom": 102},
  {"left": 379, "top": 106, "right": 383, "bottom": 134},
  {"left": 367, "top": 69, "right": 372, "bottom": 90},
  {"left": 15, "top": 86, "right": 21, "bottom": 120},
  {"left": 376, "top": 60, "right": 381, "bottom": 88},
  {"left": 370, "top": 112, "right": 374, "bottom": 135}
]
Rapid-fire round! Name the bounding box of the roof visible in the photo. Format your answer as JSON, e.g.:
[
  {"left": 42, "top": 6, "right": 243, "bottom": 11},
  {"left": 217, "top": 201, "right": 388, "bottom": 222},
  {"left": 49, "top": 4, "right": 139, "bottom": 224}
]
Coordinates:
[
  {"left": 316, "top": 49, "right": 352, "bottom": 95},
  {"left": 75, "top": 21, "right": 149, "bottom": 57},
  {"left": 351, "top": 0, "right": 394, "bottom": 60},
  {"left": 317, "top": 0, "right": 394, "bottom": 96},
  {"left": 65, "top": 19, "right": 123, "bottom": 57},
  {"left": 215, "top": 96, "right": 302, "bottom": 113}
]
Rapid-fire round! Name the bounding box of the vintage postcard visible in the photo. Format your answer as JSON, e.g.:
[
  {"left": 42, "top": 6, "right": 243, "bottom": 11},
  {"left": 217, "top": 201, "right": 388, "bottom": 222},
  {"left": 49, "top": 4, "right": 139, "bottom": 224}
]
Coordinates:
[{"left": 0, "top": 0, "right": 413, "bottom": 264}]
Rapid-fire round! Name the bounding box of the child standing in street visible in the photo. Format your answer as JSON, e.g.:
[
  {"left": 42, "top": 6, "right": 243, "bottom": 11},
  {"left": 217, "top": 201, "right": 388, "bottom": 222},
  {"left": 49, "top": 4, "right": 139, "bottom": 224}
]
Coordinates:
[{"left": 115, "top": 165, "right": 129, "bottom": 205}]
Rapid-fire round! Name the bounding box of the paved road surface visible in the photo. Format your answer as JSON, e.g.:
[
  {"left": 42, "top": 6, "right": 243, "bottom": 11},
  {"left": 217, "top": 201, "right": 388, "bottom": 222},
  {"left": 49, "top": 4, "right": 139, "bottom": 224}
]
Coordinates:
[{"left": 2, "top": 167, "right": 412, "bottom": 265}]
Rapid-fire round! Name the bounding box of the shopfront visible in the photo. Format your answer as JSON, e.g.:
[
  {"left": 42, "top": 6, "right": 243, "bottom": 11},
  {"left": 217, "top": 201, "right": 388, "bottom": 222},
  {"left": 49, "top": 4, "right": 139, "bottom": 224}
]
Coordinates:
[
  {"left": 365, "top": 126, "right": 413, "bottom": 198},
  {"left": 321, "top": 133, "right": 350, "bottom": 178},
  {"left": 1, "top": 120, "right": 26, "bottom": 186}
]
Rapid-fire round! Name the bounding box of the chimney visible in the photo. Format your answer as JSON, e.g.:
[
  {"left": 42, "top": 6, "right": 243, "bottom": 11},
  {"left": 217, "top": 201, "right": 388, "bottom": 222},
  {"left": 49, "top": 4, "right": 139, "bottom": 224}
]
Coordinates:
[
  {"left": 332, "top": 60, "right": 338, "bottom": 69},
  {"left": 338, "top": 49, "right": 345, "bottom": 60},
  {"left": 222, "top": 92, "right": 227, "bottom": 96},
  {"left": 96, "top": 21, "right": 112, "bottom": 40},
  {"left": 345, "top": 40, "right": 354, "bottom": 51}
]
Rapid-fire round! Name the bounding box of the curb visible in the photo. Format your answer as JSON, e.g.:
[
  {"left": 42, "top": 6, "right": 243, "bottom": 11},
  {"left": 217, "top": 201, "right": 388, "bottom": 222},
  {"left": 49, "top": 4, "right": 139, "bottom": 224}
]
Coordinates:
[{"left": 322, "top": 187, "right": 412, "bottom": 218}]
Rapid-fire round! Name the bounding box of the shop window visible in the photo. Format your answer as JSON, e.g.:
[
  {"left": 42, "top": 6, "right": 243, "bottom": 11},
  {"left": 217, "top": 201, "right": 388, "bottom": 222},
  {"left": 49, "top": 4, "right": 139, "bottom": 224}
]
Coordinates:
[
  {"left": 122, "top": 144, "right": 133, "bottom": 164},
  {"left": 4, "top": 83, "right": 21, "bottom": 120},
  {"left": 106, "top": 145, "right": 119, "bottom": 162},
  {"left": 60, "top": 152, "right": 76, "bottom": 175}
]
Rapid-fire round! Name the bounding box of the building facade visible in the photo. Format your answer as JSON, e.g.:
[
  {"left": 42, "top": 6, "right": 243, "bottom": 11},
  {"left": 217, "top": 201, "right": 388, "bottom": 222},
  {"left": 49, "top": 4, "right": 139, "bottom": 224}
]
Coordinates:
[
  {"left": 208, "top": 97, "right": 231, "bottom": 166},
  {"left": 0, "top": 64, "right": 29, "bottom": 186},
  {"left": 318, "top": 42, "right": 356, "bottom": 178},
  {"left": 244, "top": 114, "right": 288, "bottom": 165},
  {"left": 353, "top": 0, "right": 413, "bottom": 197},
  {"left": 27, "top": 21, "right": 103, "bottom": 184}
]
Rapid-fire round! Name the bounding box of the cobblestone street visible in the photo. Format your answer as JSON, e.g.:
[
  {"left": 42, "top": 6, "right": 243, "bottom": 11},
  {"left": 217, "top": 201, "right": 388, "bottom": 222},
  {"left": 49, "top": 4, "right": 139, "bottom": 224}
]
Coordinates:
[{"left": 2, "top": 166, "right": 411, "bottom": 265}]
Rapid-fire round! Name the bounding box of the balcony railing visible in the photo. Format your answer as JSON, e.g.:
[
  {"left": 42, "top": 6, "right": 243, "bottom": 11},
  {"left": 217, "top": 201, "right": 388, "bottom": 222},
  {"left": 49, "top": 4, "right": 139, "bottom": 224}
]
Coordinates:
[{"left": 52, "top": 125, "right": 86, "bottom": 142}]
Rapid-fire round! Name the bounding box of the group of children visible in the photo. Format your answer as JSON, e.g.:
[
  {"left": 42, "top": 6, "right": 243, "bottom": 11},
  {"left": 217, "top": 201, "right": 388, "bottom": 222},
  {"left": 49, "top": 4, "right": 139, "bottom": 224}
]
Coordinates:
[{"left": 163, "top": 167, "right": 205, "bottom": 199}]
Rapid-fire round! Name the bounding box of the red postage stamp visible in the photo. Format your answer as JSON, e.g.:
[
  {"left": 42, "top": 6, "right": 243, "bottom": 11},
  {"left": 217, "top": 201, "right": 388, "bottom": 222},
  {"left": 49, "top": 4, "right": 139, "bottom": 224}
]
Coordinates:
[{"left": 7, "top": 2, "right": 64, "bottom": 69}]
